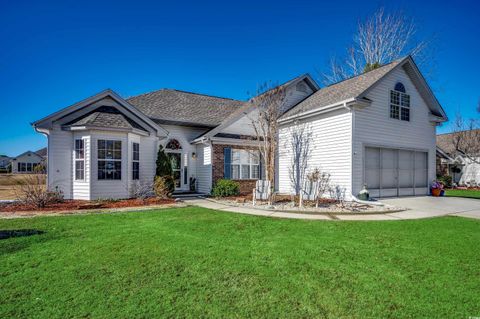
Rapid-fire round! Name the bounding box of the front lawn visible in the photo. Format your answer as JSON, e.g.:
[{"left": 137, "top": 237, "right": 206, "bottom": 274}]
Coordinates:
[
  {"left": 1, "top": 207, "right": 479, "bottom": 318},
  {"left": 445, "top": 189, "right": 480, "bottom": 199}
]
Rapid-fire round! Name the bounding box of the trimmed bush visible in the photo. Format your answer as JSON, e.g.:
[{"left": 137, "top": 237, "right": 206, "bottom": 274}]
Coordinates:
[
  {"left": 211, "top": 179, "right": 240, "bottom": 197},
  {"left": 156, "top": 145, "right": 173, "bottom": 177},
  {"left": 154, "top": 176, "right": 173, "bottom": 199}
]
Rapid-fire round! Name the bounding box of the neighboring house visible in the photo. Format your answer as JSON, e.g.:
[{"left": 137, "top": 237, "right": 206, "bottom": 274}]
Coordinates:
[
  {"left": 11, "top": 150, "right": 45, "bottom": 174},
  {"left": 0, "top": 155, "right": 11, "bottom": 172},
  {"left": 436, "top": 131, "right": 480, "bottom": 186},
  {"left": 33, "top": 56, "right": 447, "bottom": 200}
]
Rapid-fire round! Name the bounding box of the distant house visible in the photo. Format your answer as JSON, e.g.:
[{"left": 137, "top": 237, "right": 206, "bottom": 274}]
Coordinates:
[
  {"left": 0, "top": 155, "right": 11, "bottom": 172},
  {"left": 437, "top": 130, "right": 480, "bottom": 186},
  {"left": 33, "top": 56, "right": 447, "bottom": 200},
  {"left": 11, "top": 148, "right": 46, "bottom": 174}
]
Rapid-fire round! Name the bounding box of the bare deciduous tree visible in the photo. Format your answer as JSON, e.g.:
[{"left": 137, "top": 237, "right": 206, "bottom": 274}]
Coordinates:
[
  {"left": 451, "top": 101, "right": 480, "bottom": 165},
  {"left": 323, "top": 7, "right": 431, "bottom": 85},
  {"left": 285, "top": 120, "right": 313, "bottom": 206},
  {"left": 248, "top": 82, "right": 287, "bottom": 203},
  {"left": 307, "top": 168, "right": 331, "bottom": 208}
]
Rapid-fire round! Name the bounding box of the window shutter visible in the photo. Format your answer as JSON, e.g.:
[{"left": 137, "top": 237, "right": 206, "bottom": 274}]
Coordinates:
[
  {"left": 259, "top": 154, "right": 263, "bottom": 180},
  {"left": 224, "top": 147, "right": 232, "bottom": 179}
]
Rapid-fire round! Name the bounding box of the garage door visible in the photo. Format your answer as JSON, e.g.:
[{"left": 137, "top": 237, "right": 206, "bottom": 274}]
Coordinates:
[{"left": 365, "top": 147, "right": 428, "bottom": 198}]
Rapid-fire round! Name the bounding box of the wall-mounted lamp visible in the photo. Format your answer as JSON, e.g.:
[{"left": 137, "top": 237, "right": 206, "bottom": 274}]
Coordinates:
[{"left": 192, "top": 152, "right": 197, "bottom": 159}]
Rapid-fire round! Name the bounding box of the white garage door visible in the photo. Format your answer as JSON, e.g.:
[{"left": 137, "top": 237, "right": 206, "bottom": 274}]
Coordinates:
[{"left": 365, "top": 147, "right": 428, "bottom": 198}]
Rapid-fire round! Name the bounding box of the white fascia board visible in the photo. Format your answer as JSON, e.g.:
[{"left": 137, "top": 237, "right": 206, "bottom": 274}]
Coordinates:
[
  {"left": 191, "top": 105, "right": 255, "bottom": 144},
  {"left": 278, "top": 98, "right": 356, "bottom": 124},
  {"left": 210, "top": 137, "right": 260, "bottom": 147},
  {"left": 63, "top": 125, "right": 150, "bottom": 136}
]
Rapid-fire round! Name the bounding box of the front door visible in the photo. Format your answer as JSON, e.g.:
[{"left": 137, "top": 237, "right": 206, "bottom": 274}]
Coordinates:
[{"left": 168, "top": 152, "right": 182, "bottom": 190}]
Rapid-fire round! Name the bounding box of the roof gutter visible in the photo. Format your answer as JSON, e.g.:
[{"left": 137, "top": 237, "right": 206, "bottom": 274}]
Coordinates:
[{"left": 278, "top": 98, "right": 358, "bottom": 124}]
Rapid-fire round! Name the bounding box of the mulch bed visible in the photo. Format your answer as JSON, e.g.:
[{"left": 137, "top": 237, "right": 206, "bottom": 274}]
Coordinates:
[
  {"left": 220, "top": 194, "right": 337, "bottom": 205},
  {"left": 0, "top": 197, "right": 175, "bottom": 213}
]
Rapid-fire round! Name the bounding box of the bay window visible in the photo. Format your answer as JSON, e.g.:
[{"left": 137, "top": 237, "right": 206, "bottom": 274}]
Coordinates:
[
  {"left": 75, "top": 139, "right": 85, "bottom": 180},
  {"left": 98, "top": 140, "right": 122, "bottom": 180},
  {"left": 132, "top": 142, "right": 139, "bottom": 180}
]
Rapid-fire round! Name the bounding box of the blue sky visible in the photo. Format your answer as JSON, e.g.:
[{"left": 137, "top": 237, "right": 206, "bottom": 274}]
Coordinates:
[{"left": 0, "top": 0, "right": 479, "bottom": 156}]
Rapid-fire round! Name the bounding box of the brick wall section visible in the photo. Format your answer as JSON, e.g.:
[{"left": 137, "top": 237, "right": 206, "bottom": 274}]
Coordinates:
[{"left": 212, "top": 143, "right": 259, "bottom": 195}]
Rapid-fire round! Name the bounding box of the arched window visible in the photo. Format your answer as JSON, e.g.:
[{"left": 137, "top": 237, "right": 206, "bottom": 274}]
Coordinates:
[
  {"left": 394, "top": 82, "right": 406, "bottom": 93},
  {"left": 390, "top": 82, "right": 410, "bottom": 121},
  {"left": 165, "top": 139, "right": 182, "bottom": 150}
]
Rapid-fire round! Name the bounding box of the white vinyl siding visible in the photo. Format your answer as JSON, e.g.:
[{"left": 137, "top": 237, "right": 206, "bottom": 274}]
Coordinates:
[
  {"left": 278, "top": 108, "right": 353, "bottom": 199},
  {"left": 353, "top": 66, "right": 436, "bottom": 197},
  {"left": 196, "top": 144, "right": 212, "bottom": 194},
  {"left": 48, "top": 129, "right": 73, "bottom": 198}
]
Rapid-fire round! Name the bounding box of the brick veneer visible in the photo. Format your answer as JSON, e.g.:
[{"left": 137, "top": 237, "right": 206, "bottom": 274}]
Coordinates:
[{"left": 212, "top": 143, "right": 259, "bottom": 195}]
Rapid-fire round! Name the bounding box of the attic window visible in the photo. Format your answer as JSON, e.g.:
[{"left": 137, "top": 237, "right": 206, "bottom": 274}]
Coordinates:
[
  {"left": 390, "top": 82, "right": 410, "bottom": 121},
  {"left": 296, "top": 82, "right": 308, "bottom": 93},
  {"left": 394, "top": 82, "right": 406, "bottom": 93}
]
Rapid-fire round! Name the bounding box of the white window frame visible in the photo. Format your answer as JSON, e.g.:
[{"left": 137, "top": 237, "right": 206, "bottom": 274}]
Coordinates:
[
  {"left": 231, "top": 149, "right": 260, "bottom": 180},
  {"left": 74, "top": 139, "right": 85, "bottom": 180},
  {"left": 97, "top": 140, "right": 122, "bottom": 180},
  {"left": 390, "top": 90, "right": 410, "bottom": 121},
  {"left": 132, "top": 142, "right": 140, "bottom": 180}
]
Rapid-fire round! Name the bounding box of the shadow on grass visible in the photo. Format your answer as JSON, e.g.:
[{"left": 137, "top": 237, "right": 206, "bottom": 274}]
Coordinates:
[{"left": 0, "top": 229, "right": 45, "bottom": 240}]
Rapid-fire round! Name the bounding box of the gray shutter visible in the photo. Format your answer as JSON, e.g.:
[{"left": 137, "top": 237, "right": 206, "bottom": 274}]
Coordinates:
[
  {"left": 259, "top": 154, "right": 263, "bottom": 180},
  {"left": 224, "top": 147, "right": 232, "bottom": 179}
]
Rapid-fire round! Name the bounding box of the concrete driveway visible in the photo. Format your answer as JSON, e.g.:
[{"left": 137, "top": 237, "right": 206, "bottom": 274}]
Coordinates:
[{"left": 381, "top": 196, "right": 480, "bottom": 220}]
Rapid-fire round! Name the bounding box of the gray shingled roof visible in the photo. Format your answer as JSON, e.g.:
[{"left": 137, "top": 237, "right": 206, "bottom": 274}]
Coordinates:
[
  {"left": 437, "top": 132, "right": 456, "bottom": 155},
  {"left": 35, "top": 147, "right": 47, "bottom": 158},
  {"left": 437, "top": 129, "right": 480, "bottom": 155},
  {"left": 126, "top": 89, "right": 244, "bottom": 127},
  {"left": 281, "top": 58, "right": 404, "bottom": 119},
  {"left": 67, "top": 107, "right": 147, "bottom": 131}
]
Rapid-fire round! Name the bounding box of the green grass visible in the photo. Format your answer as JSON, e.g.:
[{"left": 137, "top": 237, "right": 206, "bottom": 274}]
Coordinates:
[
  {"left": 445, "top": 189, "right": 480, "bottom": 199},
  {"left": 1, "top": 207, "right": 480, "bottom": 318}
]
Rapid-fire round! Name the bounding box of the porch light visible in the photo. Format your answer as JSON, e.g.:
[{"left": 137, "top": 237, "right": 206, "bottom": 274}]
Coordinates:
[{"left": 192, "top": 152, "right": 197, "bottom": 159}]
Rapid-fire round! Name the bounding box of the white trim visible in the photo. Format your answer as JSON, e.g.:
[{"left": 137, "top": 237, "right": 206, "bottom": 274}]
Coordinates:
[
  {"left": 192, "top": 74, "right": 320, "bottom": 143},
  {"left": 64, "top": 125, "right": 150, "bottom": 137},
  {"left": 32, "top": 89, "right": 168, "bottom": 137},
  {"left": 210, "top": 137, "right": 261, "bottom": 147},
  {"left": 278, "top": 98, "right": 357, "bottom": 124}
]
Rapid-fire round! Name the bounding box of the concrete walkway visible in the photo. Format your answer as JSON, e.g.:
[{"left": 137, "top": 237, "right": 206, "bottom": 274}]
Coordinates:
[{"left": 184, "top": 196, "right": 480, "bottom": 221}]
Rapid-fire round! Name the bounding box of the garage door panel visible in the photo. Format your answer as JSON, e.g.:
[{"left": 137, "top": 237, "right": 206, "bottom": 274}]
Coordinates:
[
  {"left": 364, "top": 147, "right": 428, "bottom": 198},
  {"left": 415, "top": 188, "right": 428, "bottom": 195},
  {"left": 381, "top": 169, "right": 397, "bottom": 188},
  {"left": 381, "top": 188, "right": 398, "bottom": 197},
  {"left": 365, "top": 148, "right": 380, "bottom": 189},
  {"left": 366, "top": 169, "right": 380, "bottom": 189},
  {"left": 399, "top": 188, "right": 414, "bottom": 196}
]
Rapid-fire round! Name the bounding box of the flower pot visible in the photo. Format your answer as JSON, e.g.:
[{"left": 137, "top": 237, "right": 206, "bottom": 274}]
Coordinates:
[{"left": 431, "top": 188, "right": 441, "bottom": 197}]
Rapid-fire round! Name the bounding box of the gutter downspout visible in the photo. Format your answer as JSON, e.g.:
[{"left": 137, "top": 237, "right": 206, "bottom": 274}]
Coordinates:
[
  {"left": 343, "top": 103, "right": 385, "bottom": 206},
  {"left": 33, "top": 126, "right": 50, "bottom": 191}
]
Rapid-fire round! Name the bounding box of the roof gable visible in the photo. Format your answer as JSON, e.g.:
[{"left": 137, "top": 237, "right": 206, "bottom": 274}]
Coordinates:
[
  {"left": 192, "top": 74, "right": 319, "bottom": 142},
  {"left": 65, "top": 106, "right": 149, "bottom": 132},
  {"left": 33, "top": 90, "right": 167, "bottom": 137},
  {"left": 280, "top": 56, "right": 447, "bottom": 121},
  {"left": 13, "top": 150, "right": 43, "bottom": 161}
]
